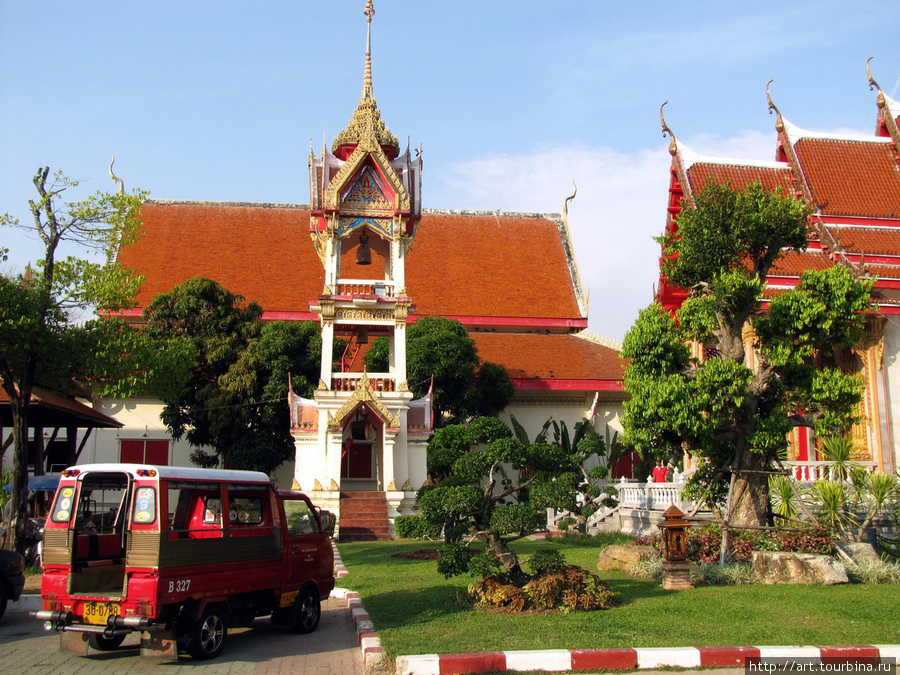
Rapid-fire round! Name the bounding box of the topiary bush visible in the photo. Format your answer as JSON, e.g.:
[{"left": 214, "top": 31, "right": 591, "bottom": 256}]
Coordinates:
[
  {"left": 394, "top": 515, "right": 443, "bottom": 540},
  {"left": 526, "top": 549, "right": 566, "bottom": 575}
]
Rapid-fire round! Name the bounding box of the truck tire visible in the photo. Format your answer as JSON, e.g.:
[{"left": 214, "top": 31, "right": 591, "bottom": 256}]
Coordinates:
[
  {"left": 188, "top": 606, "right": 227, "bottom": 660},
  {"left": 293, "top": 586, "right": 320, "bottom": 634},
  {"left": 88, "top": 633, "right": 126, "bottom": 651},
  {"left": 0, "top": 584, "right": 8, "bottom": 622}
]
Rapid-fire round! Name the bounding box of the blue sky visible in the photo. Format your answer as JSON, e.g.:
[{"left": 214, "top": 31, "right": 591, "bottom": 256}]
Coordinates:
[{"left": 2, "top": 1, "right": 899, "bottom": 340}]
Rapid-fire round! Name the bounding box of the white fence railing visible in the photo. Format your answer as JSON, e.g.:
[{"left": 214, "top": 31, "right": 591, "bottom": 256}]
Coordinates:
[
  {"left": 547, "top": 476, "right": 695, "bottom": 532},
  {"left": 783, "top": 460, "right": 878, "bottom": 482}
]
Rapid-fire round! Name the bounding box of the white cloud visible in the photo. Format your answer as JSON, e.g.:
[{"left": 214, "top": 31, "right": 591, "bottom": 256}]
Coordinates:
[{"left": 430, "top": 129, "right": 778, "bottom": 341}]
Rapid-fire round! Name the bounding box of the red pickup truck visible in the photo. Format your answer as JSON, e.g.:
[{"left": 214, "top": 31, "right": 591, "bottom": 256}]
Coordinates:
[{"left": 33, "top": 464, "right": 334, "bottom": 660}]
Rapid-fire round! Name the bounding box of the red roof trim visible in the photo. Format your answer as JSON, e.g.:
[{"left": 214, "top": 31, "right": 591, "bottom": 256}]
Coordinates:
[
  {"left": 512, "top": 379, "right": 624, "bottom": 391},
  {"left": 413, "top": 315, "right": 588, "bottom": 329}
]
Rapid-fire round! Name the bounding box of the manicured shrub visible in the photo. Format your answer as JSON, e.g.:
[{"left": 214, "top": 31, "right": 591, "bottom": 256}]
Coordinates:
[
  {"left": 394, "top": 515, "right": 442, "bottom": 540},
  {"left": 526, "top": 549, "right": 566, "bottom": 575},
  {"left": 437, "top": 542, "right": 475, "bottom": 578}
]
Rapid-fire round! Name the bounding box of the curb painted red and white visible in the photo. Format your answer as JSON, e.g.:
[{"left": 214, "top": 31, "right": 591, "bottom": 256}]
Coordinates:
[
  {"left": 395, "top": 645, "right": 900, "bottom": 674},
  {"left": 332, "top": 587, "right": 386, "bottom": 669}
]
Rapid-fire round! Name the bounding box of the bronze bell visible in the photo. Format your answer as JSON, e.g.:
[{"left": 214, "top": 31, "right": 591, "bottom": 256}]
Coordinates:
[{"left": 356, "top": 230, "right": 372, "bottom": 265}]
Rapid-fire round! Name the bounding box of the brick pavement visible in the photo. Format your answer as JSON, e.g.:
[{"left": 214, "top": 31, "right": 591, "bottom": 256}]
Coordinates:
[{"left": 0, "top": 595, "right": 366, "bottom": 675}]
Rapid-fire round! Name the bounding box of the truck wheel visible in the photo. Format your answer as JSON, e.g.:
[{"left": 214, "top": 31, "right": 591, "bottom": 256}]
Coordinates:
[
  {"left": 0, "top": 585, "right": 8, "bottom": 622},
  {"left": 293, "top": 586, "right": 320, "bottom": 634},
  {"left": 188, "top": 607, "right": 227, "bottom": 660},
  {"left": 88, "top": 633, "right": 126, "bottom": 651}
]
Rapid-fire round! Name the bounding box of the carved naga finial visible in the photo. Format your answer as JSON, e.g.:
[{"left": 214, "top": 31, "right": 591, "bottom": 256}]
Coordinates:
[
  {"left": 108, "top": 155, "right": 124, "bottom": 195},
  {"left": 766, "top": 80, "right": 785, "bottom": 132},
  {"left": 867, "top": 56, "right": 887, "bottom": 110},
  {"left": 659, "top": 101, "right": 678, "bottom": 156},
  {"left": 563, "top": 179, "right": 577, "bottom": 221}
]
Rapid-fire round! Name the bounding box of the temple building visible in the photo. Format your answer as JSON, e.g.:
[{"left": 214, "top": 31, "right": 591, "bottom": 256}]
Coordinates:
[
  {"left": 78, "top": 2, "right": 625, "bottom": 538},
  {"left": 657, "top": 62, "right": 900, "bottom": 477}
]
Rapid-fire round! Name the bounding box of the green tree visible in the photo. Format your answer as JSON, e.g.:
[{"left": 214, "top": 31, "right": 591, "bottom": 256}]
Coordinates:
[
  {"left": 143, "top": 277, "right": 321, "bottom": 472},
  {"left": 622, "top": 181, "right": 873, "bottom": 527},
  {"left": 0, "top": 168, "right": 147, "bottom": 553},
  {"left": 365, "top": 316, "right": 513, "bottom": 425},
  {"left": 420, "top": 416, "right": 606, "bottom": 587}
]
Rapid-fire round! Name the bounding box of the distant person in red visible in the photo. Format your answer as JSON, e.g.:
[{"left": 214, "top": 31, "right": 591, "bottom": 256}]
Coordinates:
[{"left": 652, "top": 460, "right": 669, "bottom": 483}]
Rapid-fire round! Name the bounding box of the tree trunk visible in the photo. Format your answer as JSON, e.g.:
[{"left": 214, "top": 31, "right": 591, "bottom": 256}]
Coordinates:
[
  {"left": 728, "top": 448, "right": 770, "bottom": 528},
  {"left": 478, "top": 530, "right": 531, "bottom": 587},
  {"left": 4, "top": 393, "right": 32, "bottom": 555}
]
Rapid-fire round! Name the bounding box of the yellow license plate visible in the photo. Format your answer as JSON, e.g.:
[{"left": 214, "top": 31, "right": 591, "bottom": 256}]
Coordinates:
[{"left": 82, "top": 601, "right": 120, "bottom": 625}]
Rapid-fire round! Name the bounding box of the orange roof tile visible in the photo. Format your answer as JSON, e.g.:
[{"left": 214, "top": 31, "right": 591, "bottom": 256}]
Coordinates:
[
  {"left": 826, "top": 226, "right": 900, "bottom": 256},
  {"left": 119, "top": 202, "right": 319, "bottom": 312},
  {"left": 686, "top": 163, "right": 797, "bottom": 195},
  {"left": 118, "top": 202, "right": 582, "bottom": 323},
  {"left": 408, "top": 213, "right": 580, "bottom": 320},
  {"left": 768, "top": 250, "right": 833, "bottom": 277},
  {"left": 794, "top": 138, "right": 900, "bottom": 218},
  {"left": 471, "top": 333, "right": 623, "bottom": 383}
]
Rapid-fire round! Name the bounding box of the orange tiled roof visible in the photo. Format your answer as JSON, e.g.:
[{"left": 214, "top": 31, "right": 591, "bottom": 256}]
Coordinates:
[
  {"left": 119, "top": 202, "right": 319, "bottom": 312},
  {"left": 685, "top": 163, "right": 797, "bottom": 195},
  {"left": 471, "top": 333, "right": 623, "bottom": 382},
  {"left": 768, "top": 249, "right": 833, "bottom": 277},
  {"left": 407, "top": 213, "right": 580, "bottom": 319},
  {"left": 794, "top": 138, "right": 900, "bottom": 218},
  {"left": 118, "top": 202, "right": 582, "bottom": 323}
]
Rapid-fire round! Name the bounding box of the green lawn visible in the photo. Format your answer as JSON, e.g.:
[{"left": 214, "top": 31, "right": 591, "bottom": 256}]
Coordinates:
[{"left": 337, "top": 539, "right": 900, "bottom": 659}]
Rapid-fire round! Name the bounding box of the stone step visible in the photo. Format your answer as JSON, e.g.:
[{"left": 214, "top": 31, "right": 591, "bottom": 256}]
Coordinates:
[{"left": 339, "top": 491, "right": 390, "bottom": 542}]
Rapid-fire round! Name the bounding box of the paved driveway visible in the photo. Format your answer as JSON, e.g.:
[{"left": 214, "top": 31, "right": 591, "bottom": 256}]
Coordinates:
[{"left": 0, "top": 596, "right": 365, "bottom": 675}]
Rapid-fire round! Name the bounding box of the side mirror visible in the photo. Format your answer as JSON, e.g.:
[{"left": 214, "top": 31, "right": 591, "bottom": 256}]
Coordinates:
[{"left": 318, "top": 510, "right": 336, "bottom": 537}]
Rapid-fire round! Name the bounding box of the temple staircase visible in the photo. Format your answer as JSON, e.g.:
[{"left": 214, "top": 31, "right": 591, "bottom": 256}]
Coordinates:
[{"left": 338, "top": 491, "right": 391, "bottom": 542}]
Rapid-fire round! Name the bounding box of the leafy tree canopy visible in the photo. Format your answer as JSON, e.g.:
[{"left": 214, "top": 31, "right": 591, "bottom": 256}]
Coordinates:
[
  {"left": 0, "top": 168, "right": 148, "bottom": 552},
  {"left": 623, "top": 181, "right": 874, "bottom": 526},
  {"left": 365, "top": 316, "right": 513, "bottom": 425},
  {"left": 143, "top": 277, "right": 321, "bottom": 472}
]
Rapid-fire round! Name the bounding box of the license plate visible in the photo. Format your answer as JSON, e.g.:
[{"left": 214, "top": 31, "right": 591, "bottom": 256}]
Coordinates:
[{"left": 82, "top": 601, "right": 120, "bottom": 625}]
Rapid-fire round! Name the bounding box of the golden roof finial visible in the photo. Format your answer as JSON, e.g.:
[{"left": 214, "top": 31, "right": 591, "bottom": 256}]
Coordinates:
[
  {"left": 659, "top": 101, "right": 678, "bottom": 156},
  {"left": 867, "top": 56, "right": 887, "bottom": 110},
  {"left": 766, "top": 80, "right": 785, "bottom": 133},
  {"left": 108, "top": 155, "right": 124, "bottom": 195},
  {"left": 333, "top": 0, "right": 399, "bottom": 158}
]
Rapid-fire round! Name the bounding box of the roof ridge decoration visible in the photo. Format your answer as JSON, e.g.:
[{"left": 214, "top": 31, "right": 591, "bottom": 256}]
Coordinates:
[
  {"left": 767, "top": 80, "right": 868, "bottom": 280},
  {"left": 868, "top": 57, "right": 900, "bottom": 154},
  {"left": 561, "top": 180, "right": 588, "bottom": 318},
  {"left": 332, "top": 1, "right": 399, "bottom": 158},
  {"left": 660, "top": 101, "right": 695, "bottom": 204}
]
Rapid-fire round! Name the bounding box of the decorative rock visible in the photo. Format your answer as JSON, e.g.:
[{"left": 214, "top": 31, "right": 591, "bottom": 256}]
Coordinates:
[
  {"left": 750, "top": 551, "right": 848, "bottom": 585},
  {"left": 597, "top": 545, "right": 660, "bottom": 573},
  {"left": 835, "top": 541, "right": 881, "bottom": 566}
]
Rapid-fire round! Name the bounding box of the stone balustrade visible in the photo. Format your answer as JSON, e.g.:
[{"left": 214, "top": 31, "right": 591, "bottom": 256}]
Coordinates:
[
  {"left": 331, "top": 373, "right": 396, "bottom": 392},
  {"left": 783, "top": 460, "right": 877, "bottom": 482}
]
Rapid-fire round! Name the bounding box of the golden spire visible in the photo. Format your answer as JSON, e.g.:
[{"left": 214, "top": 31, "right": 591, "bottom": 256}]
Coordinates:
[{"left": 333, "top": 0, "right": 399, "bottom": 159}]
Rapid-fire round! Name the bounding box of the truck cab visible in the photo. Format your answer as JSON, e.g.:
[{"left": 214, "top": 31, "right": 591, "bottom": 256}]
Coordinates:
[{"left": 34, "top": 464, "right": 334, "bottom": 660}]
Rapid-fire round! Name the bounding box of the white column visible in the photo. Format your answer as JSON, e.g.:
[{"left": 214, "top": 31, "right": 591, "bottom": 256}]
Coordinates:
[
  {"left": 395, "top": 321, "right": 407, "bottom": 383},
  {"left": 320, "top": 321, "right": 334, "bottom": 386}
]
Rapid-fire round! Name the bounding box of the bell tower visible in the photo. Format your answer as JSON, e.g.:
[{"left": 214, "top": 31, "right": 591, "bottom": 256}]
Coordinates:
[{"left": 292, "top": 1, "right": 427, "bottom": 540}]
